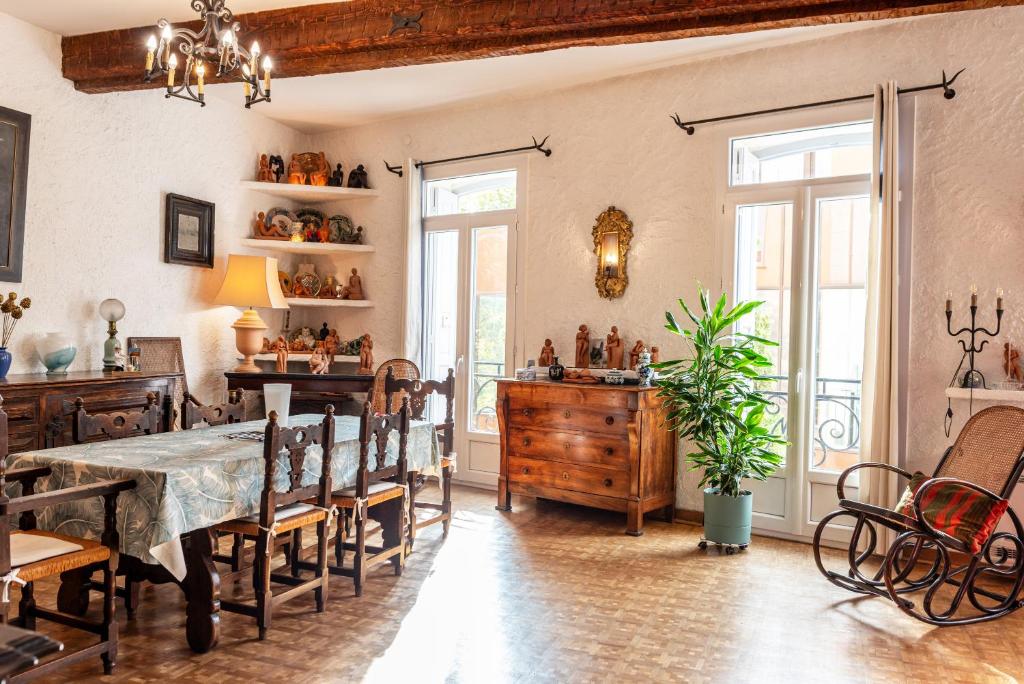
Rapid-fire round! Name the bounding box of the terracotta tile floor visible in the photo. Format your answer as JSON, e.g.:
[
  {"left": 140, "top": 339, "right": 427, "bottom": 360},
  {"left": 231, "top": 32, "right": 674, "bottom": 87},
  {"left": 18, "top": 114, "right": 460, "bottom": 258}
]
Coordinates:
[{"left": 24, "top": 485, "right": 1024, "bottom": 683}]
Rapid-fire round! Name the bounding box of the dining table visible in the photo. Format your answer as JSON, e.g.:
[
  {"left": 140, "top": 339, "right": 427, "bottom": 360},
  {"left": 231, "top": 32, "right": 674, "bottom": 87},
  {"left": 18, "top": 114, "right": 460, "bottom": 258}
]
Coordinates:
[{"left": 7, "top": 413, "right": 440, "bottom": 653}]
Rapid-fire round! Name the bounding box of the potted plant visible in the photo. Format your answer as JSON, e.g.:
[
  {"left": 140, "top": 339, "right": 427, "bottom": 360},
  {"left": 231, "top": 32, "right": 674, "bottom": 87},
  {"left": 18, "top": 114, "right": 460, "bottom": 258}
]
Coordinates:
[{"left": 655, "top": 286, "right": 785, "bottom": 550}]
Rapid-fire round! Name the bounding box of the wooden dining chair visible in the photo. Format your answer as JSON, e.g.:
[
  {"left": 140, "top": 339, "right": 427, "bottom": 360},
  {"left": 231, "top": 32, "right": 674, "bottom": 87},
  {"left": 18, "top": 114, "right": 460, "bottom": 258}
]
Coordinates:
[
  {"left": 0, "top": 397, "right": 136, "bottom": 679},
  {"left": 180, "top": 390, "right": 245, "bottom": 430},
  {"left": 385, "top": 367, "right": 456, "bottom": 549},
  {"left": 72, "top": 393, "right": 162, "bottom": 444},
  {"left": 211, "top": 407, "right": 335, "bottom": 640},
  {"left": 369, "top": 359, "right": 419, "bottom": 415}
]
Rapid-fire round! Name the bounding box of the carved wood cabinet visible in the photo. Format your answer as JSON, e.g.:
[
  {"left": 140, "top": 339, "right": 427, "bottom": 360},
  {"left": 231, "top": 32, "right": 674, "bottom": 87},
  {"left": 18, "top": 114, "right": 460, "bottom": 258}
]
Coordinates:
[
  {"left": 0, "top": 371, "right": 181, "bottom": 452},
  {"left": 496, "top": 380, "right": 676, "bottom": 535}
]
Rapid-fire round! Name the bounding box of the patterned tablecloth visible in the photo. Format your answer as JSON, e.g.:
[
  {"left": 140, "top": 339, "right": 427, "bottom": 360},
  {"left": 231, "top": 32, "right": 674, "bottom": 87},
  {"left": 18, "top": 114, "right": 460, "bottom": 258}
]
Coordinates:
[{"left": 7, "top": 414, "right": 439, "bottom": 580}]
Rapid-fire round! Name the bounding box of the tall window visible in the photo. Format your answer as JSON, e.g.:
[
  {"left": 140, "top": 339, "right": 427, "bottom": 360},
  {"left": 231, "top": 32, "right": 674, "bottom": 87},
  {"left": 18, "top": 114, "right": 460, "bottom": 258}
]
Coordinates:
[{"left": 726, "top": 118, "right": 872, "bottom": 537}]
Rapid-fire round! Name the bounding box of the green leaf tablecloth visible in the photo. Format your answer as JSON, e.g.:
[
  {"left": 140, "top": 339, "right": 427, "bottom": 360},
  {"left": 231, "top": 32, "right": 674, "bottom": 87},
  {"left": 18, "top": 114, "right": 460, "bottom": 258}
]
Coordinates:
[{"left": 7, "top": 414, "right": 439, "bottom": 580}]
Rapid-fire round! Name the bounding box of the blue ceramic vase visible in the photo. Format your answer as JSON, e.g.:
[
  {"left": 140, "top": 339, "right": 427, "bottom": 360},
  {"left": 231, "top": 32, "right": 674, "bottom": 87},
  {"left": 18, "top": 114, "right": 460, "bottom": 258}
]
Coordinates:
[{"left": 0, "top": 348, "right": 11, "bottom": 379}]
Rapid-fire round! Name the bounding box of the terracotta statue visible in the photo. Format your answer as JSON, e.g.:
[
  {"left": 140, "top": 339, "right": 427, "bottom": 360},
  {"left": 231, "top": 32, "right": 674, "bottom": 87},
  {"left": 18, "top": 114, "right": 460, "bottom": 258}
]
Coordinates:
[
  {"left": 275, "top": 335, "right": 288, "bottom": 373},
  {"left": 629, "top": 339, "right": 645, "bottom": 371},
  {"left": 260, "top": 336, "right": 272, "bottom": 354},
  {"left": 317, "top": 224, "right": 330, "bottom": 243},
  {"left": 328, "top": 163, "right": 344, "bottom": 187},
  {"left": 651, "top": 346, "right": 660, "bottom": 364},
  {"left": 538, "top": 339, "right": 555, "bottom": 367},
  {"left": 257, "top": 154, "right": 274, "bottom": 182},
  {"left": 347, "top": 164, "right": 370, "bottom": 189},
  {"left": 324, "top": 329, "right": 339, "bottom": 364},
  {"left": 575, "top": 325, "right": 590, "bottom": 369},
  {"left": 309, "top": 344, "right": 330, "bottom": 375},
  {"left": 340, "top": 268, "right": 365, "bottom": 300},
  {"left": 288, "top": 155, "right": 307, "bottom": 185},
  {"left": 606, "top": 326, "right": 624, "bottom": 370},
  {"left": 269, "top": 154, "right": 285, "bottom": 183},
  {"left": 309, "top": 152, "right": 330, "bottom": 186},
  {"left": 358, "top": 334, "right": 374, "bottom": 375},
  {"left": 1005, "top": 343, "right": 1023, "bottom": 382},
  {"left": 257, "top": 213, "right": 289, "bottom": 239}
]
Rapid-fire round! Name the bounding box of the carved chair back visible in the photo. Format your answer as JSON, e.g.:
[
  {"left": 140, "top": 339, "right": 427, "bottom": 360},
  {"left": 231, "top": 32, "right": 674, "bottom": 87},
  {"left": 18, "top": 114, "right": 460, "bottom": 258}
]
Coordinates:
[
  {"left": 384, "top": 367, "right": 455, "bottom": 457},
  {"left": 258, "top": 407, "right": 336, "bottom": 529},
  {"left": 935, "top": 405, "right": 1024, "bottom": 497},
  {"left": 72, "top": 392, "right": 161, "bottom": 443},
  {"left": 181, "top": 390, "right": 245, "bottom": 430},
  {"left": 369, "top": 359, "right": 420, "bottom": 415},
  {"left": 355, "top": 400, "right": 410, "bottom": 498}
]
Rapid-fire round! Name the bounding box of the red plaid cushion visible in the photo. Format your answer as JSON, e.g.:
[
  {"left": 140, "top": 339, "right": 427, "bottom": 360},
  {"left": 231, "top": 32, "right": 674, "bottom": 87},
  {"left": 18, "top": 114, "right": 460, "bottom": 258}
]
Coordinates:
[{"left": 893, "top": 471, "right": 1008, "bottom": 554}]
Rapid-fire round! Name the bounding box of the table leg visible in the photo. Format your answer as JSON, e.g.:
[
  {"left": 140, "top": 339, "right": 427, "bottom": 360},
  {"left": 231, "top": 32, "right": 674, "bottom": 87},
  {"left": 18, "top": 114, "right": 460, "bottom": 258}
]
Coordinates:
[
  {"left": 496, "top": 476, "right": 512, "bottom": 512},
  {"left": 184, "top": 528, "right": 220, "bottom": 654}
]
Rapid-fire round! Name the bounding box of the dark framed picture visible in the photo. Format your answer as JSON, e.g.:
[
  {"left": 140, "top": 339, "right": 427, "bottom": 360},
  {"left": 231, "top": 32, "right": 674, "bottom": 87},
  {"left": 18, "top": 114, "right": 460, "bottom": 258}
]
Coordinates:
[
  {"left": 165, "top": 193, "right": 215, "bottom": 268},
  {"left": 0, "top": 106, "right": 31, "bottom": 282}
]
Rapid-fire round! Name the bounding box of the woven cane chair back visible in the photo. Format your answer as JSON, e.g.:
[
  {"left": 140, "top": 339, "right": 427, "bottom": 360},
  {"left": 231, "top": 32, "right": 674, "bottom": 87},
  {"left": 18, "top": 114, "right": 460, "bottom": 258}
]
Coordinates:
[
  {"left": 369, "top": 359, "right": 419, "bottom": 415},
  {"left": 127, "top": 337, "right": 189, "bottom": 408},
  {"left": 937, "top": 405, "right": 1024, "bottom": 497}
]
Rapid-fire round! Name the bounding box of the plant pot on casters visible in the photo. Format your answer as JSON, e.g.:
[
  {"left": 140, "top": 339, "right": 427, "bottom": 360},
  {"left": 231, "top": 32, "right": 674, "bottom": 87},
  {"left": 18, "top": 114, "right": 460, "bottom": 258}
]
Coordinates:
[
  {"left": 214, "top": 254, "right": 290, "bottom": 373},
  {"left": 655, "top": 285, "right": 786, "bottom": 555}
]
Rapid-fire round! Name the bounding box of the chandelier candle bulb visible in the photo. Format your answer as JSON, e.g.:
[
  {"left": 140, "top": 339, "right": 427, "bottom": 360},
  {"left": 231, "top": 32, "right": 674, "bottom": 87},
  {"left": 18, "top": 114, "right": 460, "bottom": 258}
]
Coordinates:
[
  {"left": 145, "top": 35, "right": 157, "bottom": 71},
  {"left": 998, "top": 288, "right": 1004, "bottom": 310},
  {"left": 262, "top": 56, "right": 271, "bottom": 91},
  {"left": 250, "top": 41, "right": 260, "bottom": 74},
  {"left": 167, "top": 53, "right": 177, "bottom": 87},
  {"left": 196, "top": 63, "right": 205, "bottom": 95},
  {"left": 945, "top": 291, "right": 953, "bottom": 313},
  {"left": 971, "top": 283, "right": 978, "bottom": 307},
  {"left": 162, "top": 24, "right": 172, "bottom": 63}
]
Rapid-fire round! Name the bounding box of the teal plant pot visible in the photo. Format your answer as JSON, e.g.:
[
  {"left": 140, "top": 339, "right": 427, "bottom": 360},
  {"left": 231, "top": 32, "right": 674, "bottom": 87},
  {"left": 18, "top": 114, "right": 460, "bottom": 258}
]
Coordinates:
[{"left": 703, "top": 488, "right": 753, "bottom": 546}]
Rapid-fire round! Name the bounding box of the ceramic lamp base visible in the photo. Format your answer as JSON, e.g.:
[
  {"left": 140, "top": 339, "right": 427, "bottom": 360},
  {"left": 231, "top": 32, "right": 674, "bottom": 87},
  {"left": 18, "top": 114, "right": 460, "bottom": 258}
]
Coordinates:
[{"left": 232, "top": 308, "right": 267, "bottom": 373}]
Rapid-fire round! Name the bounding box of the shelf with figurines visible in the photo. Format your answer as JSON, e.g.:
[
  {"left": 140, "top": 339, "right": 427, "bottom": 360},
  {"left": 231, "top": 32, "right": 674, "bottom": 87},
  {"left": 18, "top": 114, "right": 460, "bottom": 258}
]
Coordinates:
[
  {"left": 243, "top": 152, "right": 380, "bottom": 203},
  {"left": 518, "top": 324, "right": 662, "bottom": 387},
  {"left": 279, "top": 262, "right": 374, "bottom": 308},
  {"left": 260, "top": 325, "right": 375, "bottom": 375},
  {"left": 248, "top": 204, "right": 372, "bottom": 252}
]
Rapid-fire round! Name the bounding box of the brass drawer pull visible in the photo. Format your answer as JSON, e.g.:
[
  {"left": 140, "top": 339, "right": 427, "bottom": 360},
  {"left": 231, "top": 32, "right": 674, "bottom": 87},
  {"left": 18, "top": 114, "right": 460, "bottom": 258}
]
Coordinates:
[
  {"left": 563, "top": 442, "right": 571, "bottom": 451},
  {"left": 521, "top": 466, "right": 530, "bottom": 475},
  {"left": 522, "top": 408, "right": 533, "bottom": 417},
  {"left": 604, "top": 447, "right": 614, "bottom": 456},
  {"left": 563, "top": 409, "right": 572, "bottom": 418},
  {"left": 605, "top": 416, "right": 615, "bottom": 425},
  {"left": 522, "top": 437, "right": 532, "bottom": 447},
  {"left": 604, "top": 478, "right": 613, "bottom": 487},
  {"left": 561, "top": 472, "right": 570, "bottom": 481}
]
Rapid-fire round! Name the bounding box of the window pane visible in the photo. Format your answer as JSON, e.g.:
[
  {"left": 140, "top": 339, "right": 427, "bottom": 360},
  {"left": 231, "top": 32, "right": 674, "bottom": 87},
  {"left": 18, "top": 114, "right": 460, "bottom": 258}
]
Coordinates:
[
  {"left": 423, "top": 231, "right": 459, "bottom": 423},
  {"left": 425, "top": 170, "right": 516, "bottom": 217},
  {"left": 469, "top": 226, "right": 507, "bottom": 433},
  {"left": 734, "top": 202, "right": 792, "bottom": 466},
  {"left": 809, "top": 195, "right": 870, "bottom": 474},
  {"left": 730, "top": 122, "right": 872, "bottom": 186}
]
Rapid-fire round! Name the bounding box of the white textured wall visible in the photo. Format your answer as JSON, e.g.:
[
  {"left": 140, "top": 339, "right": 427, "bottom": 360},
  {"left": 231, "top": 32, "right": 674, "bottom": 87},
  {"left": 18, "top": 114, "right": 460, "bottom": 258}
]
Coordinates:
[
  {"left": 311, "top": 7, "right": 1024, "bottom": 505},
  {"left": 0, "top": 13, "right": 306, "bottom": 400}
]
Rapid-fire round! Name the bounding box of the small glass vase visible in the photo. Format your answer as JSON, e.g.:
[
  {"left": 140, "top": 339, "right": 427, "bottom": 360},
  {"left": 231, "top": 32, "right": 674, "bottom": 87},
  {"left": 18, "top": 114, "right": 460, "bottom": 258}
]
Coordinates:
[{"left": 0, "top": 347, "right": 12, "bottom": 379}]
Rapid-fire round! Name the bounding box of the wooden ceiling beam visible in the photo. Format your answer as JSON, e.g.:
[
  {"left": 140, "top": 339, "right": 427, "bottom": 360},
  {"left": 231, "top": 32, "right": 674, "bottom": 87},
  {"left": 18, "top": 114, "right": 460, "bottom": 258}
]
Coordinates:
[{"left": 62, "top": 0, "right": 1022, "bottom": 94}]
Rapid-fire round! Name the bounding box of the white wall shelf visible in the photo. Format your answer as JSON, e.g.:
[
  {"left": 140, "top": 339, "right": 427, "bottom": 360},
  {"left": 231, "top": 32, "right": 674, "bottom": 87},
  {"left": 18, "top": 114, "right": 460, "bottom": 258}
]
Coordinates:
[
  {"left": 241, "top": 238, "right": 374, "bottom": 255},
  {"left": 251, "top": 352, "right": 359, "bottom": 362},
  {"left": 945, "top": 387, "right": 1024, "bottom": 402},
  {"left": 285, "top": 298, "right": 373, "bottom": 309},
  {"left": 240, "top": 180, "right": 380, "bottom": 203}
]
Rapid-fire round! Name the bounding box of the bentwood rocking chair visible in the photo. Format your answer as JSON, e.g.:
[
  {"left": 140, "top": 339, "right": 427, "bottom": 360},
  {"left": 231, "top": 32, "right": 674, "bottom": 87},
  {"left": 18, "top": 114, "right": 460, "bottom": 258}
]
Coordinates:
[
  {"left": 812, "top": 405, "right": 1024, "bottom": 625},
  {"left": 384, "top": 367, "right": 456, "bottom": 548}
]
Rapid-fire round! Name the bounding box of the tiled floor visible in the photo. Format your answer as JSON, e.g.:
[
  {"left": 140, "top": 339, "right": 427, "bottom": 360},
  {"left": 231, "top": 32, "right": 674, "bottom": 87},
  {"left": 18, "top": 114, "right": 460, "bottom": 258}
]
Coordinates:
[{"left": 25, "top": 485, "right": 1024, "bottom": 682}]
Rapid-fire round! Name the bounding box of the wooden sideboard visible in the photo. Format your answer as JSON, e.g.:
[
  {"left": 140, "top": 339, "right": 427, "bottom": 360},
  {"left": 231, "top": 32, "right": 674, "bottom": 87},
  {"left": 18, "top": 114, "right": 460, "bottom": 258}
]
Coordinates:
[
  {"left": 0, "top": 371, "right": 181, "bottom": 453},
  {"left": 225, "top": 371, "right": 373, "bottom": 416},
  {"left": 496, "top": 380, "right": 676, "bottom": 535}
]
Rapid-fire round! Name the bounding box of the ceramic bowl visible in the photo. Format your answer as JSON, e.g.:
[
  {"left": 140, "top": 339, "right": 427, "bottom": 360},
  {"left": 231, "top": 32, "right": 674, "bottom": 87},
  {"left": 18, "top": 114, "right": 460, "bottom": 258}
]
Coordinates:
[{"left": 36, "top": 332, "right": 77, "bottom": 375}]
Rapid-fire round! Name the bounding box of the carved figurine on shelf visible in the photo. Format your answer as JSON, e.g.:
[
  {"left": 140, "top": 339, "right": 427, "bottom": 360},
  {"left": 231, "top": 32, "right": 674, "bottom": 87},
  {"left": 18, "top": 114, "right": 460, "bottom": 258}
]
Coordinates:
[
  {"left": 309, "top": 152, "right": 330, "bottom": 187},
  {"left": 340, "top": 223, "right": 364, "bottom": 245},
  {"left": 292, "top": 280, "right": 307, "bottom": 298},
  {"left": 340, "top": 268, "right": 365, "bottom": 300},
  {"left": 275, "top": 336, "right": 289, "bottom": 373},
  {"left": 288, "top": 155, "right": 307, "bottom": 185},
  {"left": 324, "top": 329, "right": 340, "bottom": 364},
  {"left": 269, "top": 155, "right": 285, "bottom": 183},
  {"left": 327, "top": 163, "right": 345, "bottom": 187},
  {"left": 256, "top": 154, "right": 275, "bottom": 183},
  {"left": 651, "top": 346, "right": 660, "bottom": 364},
  {"left": 538, "top": 339, "right": 555, "bottom": 367},
  {"left": 260, "top": 336, "right": 272, "bottom": 354},
  {"left": 1005, "top": 342, "right": 1024, "bottom": 383},
  {"left": 317, "top": 223, "right": 331, "bottom": 244},
  {"left": 319, "top": 323, "right": 330, "bottom": 340},
  {"left": 347, "top": 164, "right": 370, "bottom": 189},
  {"left": 320, "top": 275, "right": 338, "bottom": 299},
  {"left": 252, "top": 211, "right": 268, "bottom": 238},
  {"left": 309, "top": 344, "right": 330, "bottom": 375},
  {"left": 358, "top": 334, "right": 374, "bottom": 374},
  {"left": 629, "top": 339, "right": 645, "bottom": 371},
  {"left": 606, "top": 326, "right": 624, "bottom": 370},
  {"left": 575, "top": 324, "right": 590, "bottom": 369}
]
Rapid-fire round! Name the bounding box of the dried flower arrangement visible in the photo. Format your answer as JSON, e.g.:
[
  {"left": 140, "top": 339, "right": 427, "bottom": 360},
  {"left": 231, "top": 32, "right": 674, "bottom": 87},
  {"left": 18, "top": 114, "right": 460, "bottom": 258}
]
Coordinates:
[{"left": 1, "top": 292, "right": 31, "bottom": 348}]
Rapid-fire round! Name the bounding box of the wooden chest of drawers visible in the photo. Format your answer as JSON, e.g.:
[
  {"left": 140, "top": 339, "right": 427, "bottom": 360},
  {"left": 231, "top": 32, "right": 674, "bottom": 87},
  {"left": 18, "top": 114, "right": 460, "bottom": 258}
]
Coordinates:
[{"left": 496, "top": 380, "right": 676, "bottom": 535}]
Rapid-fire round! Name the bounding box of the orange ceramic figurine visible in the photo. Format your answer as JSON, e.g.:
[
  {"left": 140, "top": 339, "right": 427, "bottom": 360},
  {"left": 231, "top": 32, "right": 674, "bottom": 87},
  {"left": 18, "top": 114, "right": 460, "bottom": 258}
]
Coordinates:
[
  {"left": 358, "top": 334, "right": 374, "bottom": 375},
  {"left": 287, "top": 155, "right": 306, "bottom": 185},
  {"left": 256, "top": 154, "right": 274, "bottom": 182}
]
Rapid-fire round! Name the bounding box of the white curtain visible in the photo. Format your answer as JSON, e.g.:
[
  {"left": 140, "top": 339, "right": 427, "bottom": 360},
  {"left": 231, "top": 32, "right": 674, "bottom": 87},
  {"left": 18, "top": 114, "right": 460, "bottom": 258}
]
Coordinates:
[
  {"left": 400, "top": 160, "right": 424, "bottom": 365},
  {"left": 860, "top": 81, "right": 902, "bottom": 543}
]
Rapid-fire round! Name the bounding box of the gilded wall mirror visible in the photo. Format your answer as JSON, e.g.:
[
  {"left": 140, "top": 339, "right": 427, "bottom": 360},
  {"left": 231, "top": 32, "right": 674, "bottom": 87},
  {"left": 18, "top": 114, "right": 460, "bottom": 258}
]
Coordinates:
[{"left": 593, "top": 206, "right": 633, "bottom": 299}]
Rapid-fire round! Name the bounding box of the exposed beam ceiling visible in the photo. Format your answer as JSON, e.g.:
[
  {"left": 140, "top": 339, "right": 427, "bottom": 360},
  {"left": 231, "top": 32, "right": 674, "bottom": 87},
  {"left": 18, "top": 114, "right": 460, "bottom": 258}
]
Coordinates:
[{"left": 62, "top": 0, "right": 1023, "bottom": 94}]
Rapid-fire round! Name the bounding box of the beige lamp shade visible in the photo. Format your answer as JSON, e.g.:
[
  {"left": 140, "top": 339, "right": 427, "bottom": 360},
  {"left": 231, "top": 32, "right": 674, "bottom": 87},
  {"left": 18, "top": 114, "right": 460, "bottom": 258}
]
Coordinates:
[{"left": 214, "top": 255, "right": 289, "bottom": 310}]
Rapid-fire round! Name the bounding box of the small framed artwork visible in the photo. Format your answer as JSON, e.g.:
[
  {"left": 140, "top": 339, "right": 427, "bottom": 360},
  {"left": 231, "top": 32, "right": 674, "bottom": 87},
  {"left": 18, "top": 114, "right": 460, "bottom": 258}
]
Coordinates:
[
  {"left": 0, "top": 106, "right": 31, "bottom": 282},
  {"left": 165, "top": 193, "right": 214, "bottom": 268}
]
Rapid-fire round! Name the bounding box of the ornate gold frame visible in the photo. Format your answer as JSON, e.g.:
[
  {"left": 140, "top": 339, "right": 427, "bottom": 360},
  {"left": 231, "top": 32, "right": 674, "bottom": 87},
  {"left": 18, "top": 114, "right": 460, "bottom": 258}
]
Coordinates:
[{"left": 592, "top": 206, "right": 633, "bottom": 299}]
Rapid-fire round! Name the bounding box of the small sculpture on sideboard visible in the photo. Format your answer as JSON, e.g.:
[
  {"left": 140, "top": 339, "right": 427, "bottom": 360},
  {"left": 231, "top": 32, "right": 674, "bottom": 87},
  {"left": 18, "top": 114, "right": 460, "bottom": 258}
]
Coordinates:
[
  {"left": 637, "top": 347, "right": 653, "bottom": 388},
  {"left": 358, "top": 334, "right": 374, "bottom": 375},
  {"left": 347, "top": 164, "right": 370, "bottom": 189},
  {"left": 1005, "top": 342, "right": 1024, "bottom": 383},
  {"left": 651, "top": 346, "right": 660, "bottom": 364},
  {"left": 340, "top": 268, "right": 365, "bottom": 300},
  {"left": 256, "top": 154, "right": 275, "bottom": 182},
  {"left": 274, "top": 335, "right": 289, "bottom": 373},
  {"left": 575, "top": 325, "right": 590, "bottom": 368},
  {"left": 309, "top": 344, "right": 330, "bottom": 375},
  {"left": 538, "top": 339, "right": 555, "bottom": 367},
  {"left": 606, "top": 325, "right": 624, "bottom": 370},
  {"left": 324, "top": 329, "right": 339, "bottom": 364},
  {"left": 629, "top": 339, "right": 645, "bottom": 371},
  {"left": 328, "top": 163, "right": 345, "bottom": 187},
  {"left": 269, "top": 155, "right": 285, "bottom": 183}
]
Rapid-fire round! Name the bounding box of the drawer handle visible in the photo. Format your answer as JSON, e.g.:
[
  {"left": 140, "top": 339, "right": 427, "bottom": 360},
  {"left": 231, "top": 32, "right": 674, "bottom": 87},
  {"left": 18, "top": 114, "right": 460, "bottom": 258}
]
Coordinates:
[
  {"left": 604, "top": 447, "right": 614, "bottom": 456},
  {"left": 522, "top": 437, "right": 532, "bottom": 447},
  {"left": 521, "top": 467, "right": 530, "bottom": 475},
  {"left": 603, "top": 478, "right": 614, "bottom": 487},
  {"left": 563, "top": 442, "right": 571, "bottom": 451},
  {"left": 563, "top": 409, "right": 572, "bottom": 419},
  {"left": 522, "top": 408, "right": 533, "bottom": 417},
  {"left": 561, "top": 472, "right": 570, "bottom": 481},
  {"left": 605, "top": 416, "right": 615, "bottom": 425}
]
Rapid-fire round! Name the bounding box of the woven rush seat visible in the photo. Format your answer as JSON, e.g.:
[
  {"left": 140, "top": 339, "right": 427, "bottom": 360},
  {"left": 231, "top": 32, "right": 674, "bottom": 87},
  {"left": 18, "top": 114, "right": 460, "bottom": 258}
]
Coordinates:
[
  {"left": 331, "top": 482, "right": 405, "bottom": 509},
  {"left": 10, "top": 531, "right": 109, "bottom": 584},
  {"left": 213, "top": 503, "right": 329, "bottom": 537}
]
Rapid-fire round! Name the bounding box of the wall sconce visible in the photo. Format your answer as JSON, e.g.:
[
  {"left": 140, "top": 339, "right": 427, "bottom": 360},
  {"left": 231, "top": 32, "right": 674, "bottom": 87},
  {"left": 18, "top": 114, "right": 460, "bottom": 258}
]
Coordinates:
[{"left": 593, "top": 206, "right": 633, "bottom": 299}]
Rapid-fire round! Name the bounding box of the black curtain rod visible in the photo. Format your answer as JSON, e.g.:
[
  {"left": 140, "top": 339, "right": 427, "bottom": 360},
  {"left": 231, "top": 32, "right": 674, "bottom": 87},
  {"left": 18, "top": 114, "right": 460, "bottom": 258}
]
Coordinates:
[
  {"left": 384, "top": 136, "right": 551, "bottom": 177},
  {"left": 671, "top": 68, "right": 965, "bottom": 135}
]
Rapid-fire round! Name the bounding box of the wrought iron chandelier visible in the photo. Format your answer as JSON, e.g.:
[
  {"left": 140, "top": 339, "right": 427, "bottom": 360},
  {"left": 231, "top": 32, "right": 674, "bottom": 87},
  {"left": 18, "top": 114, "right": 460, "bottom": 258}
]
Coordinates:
[{"left": 143, "top": 0, "right": 272, "bottom": 108}]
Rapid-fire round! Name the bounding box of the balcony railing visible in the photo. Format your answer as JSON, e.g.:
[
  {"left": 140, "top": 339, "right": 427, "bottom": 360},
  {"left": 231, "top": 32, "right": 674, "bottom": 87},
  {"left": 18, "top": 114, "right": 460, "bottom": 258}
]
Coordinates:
[
  {"left": 472, "top": 360, "right": 505, "bottom": 432},
  {"left": 760, "top": 375, "right": 861, "bottom": 469}
]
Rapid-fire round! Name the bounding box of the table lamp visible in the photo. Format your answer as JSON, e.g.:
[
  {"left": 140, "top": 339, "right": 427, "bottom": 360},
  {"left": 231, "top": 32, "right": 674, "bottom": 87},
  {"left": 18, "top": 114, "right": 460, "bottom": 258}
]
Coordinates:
[
  {"left": 214, "top": 255, "right": 289, "bottom": 373},
  {"left": 99, "top": 298, "right": 126, "bottom": 372}
]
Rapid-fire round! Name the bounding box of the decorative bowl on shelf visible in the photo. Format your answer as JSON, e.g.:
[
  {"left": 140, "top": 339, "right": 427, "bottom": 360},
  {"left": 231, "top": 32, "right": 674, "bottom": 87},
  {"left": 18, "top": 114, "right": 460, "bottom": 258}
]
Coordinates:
[{"left": 36, "top": 332, "right": 77, "bottom": 375}]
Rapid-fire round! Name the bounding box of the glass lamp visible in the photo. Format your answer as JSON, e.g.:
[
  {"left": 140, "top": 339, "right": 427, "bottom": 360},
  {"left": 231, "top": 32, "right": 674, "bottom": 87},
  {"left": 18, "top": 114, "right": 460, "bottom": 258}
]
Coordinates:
[
  {"left": 214, "top": 255, "right": 289, "bottom": 373},
  {"left": 99, "top": 298, "right": 126, "bottom": 371}
]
